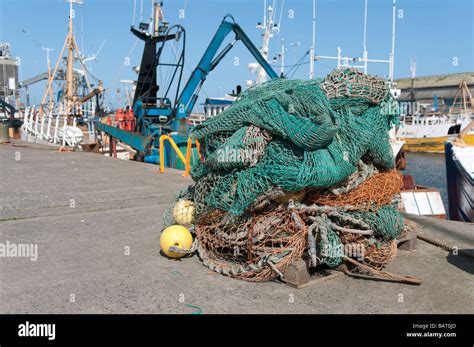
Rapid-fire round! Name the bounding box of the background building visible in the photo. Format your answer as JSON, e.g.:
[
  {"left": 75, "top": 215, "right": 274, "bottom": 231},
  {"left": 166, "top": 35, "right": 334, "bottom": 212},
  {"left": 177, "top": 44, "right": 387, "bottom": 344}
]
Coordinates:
[
  {"left": 0, "top": 42, "right": 20, "bottom": 107},
  {"left": 395, "top": 72, "right": 474, "bottom": 116}
]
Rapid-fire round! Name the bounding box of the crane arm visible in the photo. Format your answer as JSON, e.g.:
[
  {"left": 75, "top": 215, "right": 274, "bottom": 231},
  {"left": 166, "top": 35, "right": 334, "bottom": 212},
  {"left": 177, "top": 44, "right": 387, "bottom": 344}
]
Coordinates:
[
  {"left": 77, "top": 81, "right": 103, "bottom": 104},
  {"left": 175, "top": 15, "right": 278, "bottom": 118}
]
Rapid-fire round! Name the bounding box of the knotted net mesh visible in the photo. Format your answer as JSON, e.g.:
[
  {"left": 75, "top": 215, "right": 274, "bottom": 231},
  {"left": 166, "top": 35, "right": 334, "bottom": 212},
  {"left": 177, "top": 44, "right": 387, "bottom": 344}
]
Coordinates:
[{"left": 163, "top": 68, "right": 409, "bottom": 282}]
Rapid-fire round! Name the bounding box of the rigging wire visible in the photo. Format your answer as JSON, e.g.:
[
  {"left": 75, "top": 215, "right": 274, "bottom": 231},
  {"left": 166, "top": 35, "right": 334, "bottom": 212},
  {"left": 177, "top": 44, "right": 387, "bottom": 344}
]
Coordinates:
[
  {"left": 271, "top": 0, "right": 277, "bottom": 22},
  {"left": 169, "top": 33, "right": 210, "bottom": 100},
  {"left": 270, "top": 61, "right": 310, "bottom": 69},
  {"left": 112, "top": 38, "right": 139, "bottom": 100},
  {"left": 80, "top": 6, "right": 85, "bottom": 56},
  {"left": 277, "top": 0, "right": 285, "bottom": 31},
  {"left": 286, "top": 50, "right": 310, "bottom": 78},
  {"left": 288, "top": 64, "right": 309, "bottom": 79},
  {"left": 160, "top": 47, "right": 175, "bottom": 97},
  {"left": 140, "top": 0, "right": 144, "bottom": 22},
  {"left": 132, "top": 0, "right": 137, "bottom": 26},
  {"left": 79, "top": 58, "right": 101, "bottom": 82}
]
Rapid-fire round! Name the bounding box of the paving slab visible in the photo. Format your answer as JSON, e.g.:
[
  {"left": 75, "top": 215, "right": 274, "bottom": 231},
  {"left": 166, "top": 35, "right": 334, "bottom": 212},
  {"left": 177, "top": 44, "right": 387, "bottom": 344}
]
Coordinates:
[{"left": 1, "top": 142, "right": 473, "bottom": 314}]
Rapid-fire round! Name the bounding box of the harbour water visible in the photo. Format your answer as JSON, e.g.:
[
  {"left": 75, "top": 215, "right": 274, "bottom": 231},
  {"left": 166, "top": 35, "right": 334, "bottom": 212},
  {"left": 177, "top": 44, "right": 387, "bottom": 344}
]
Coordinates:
[{"left": 403, "top": 152, "right": 449, "bottom": 214}]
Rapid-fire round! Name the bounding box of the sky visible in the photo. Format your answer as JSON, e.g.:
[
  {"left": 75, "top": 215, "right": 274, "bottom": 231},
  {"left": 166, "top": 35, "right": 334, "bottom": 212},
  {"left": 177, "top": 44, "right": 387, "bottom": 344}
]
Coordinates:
[{"left": 1, "top": 0, "right": 473, "bottom": 110}]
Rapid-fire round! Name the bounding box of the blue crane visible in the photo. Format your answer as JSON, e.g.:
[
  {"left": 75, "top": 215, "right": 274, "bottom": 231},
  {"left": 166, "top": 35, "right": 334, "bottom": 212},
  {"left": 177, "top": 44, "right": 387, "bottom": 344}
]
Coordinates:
[{"left": 96, "top": 13, "right": 278, "bottom": 166}]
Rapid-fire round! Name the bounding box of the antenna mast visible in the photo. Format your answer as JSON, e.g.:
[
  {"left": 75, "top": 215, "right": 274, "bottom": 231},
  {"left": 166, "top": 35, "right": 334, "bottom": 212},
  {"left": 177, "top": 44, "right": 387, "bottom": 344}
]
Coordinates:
[
  {"left": 363, "top": 0, "right": 368, "bottom": 74},
  {"left": 40, "top": 0, "right": 85, "bottom": 116},
  {"left": 315, "top": 0, "right": 395, "bottom": 81},
  {"left": 409, "top": 58, "right": 416, "bottom": 115},
  {"left": 66, "top": 0, "right": 76, "bottom": 114},
  {"left": 389, "top": 0, "right": 396, "bottom": 83},
  {"left": 309, "top": 0, "right": 316, "bottom": 79},
  {"left": 42, "top": 47, "right": 55, "bottom": 109},
  {"left": 256, "top": 1, "right": 278, "bottom": 84}
]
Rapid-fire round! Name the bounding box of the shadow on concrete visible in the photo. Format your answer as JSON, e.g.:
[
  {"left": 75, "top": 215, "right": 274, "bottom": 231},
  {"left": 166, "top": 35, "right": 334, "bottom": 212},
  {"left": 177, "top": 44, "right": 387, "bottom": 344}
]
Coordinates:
[
  {"left": 446, "top": 250, "right": 474, "bottom": 275},
  {"left": 159, "top": 249, "right": 192, "bottom": 260}
]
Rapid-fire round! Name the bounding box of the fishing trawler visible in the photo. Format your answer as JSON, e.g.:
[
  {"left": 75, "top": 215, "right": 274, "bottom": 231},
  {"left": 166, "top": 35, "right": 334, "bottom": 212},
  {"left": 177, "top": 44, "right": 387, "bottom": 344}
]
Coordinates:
[
  {"left": 396, "top": 113, "right": 474, "bottom": 153},
  {"left": 21, "top": 0, "right": 104, "bottom": 149},
  {"left": 395, "top": 78, "right": 474, "bottom": 153}
]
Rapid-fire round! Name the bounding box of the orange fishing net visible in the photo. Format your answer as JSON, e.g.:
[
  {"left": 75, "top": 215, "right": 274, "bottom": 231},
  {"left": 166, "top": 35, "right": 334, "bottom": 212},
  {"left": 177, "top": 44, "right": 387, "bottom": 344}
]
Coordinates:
[
  {"left": 362, "top": 239, "right": 398, "bottom": 270},
  {"left": 195, "top": 208, "right": 307, "bottom": 282},
  {"left": 306, "top": 170, "right": 403, "bottom": 211}
]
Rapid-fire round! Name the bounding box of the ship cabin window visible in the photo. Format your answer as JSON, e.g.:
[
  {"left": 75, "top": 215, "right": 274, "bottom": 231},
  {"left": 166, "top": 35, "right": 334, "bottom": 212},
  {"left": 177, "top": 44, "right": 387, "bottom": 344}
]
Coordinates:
[{"left": 448, "top": 124, "right": 461, "bottom": 135}]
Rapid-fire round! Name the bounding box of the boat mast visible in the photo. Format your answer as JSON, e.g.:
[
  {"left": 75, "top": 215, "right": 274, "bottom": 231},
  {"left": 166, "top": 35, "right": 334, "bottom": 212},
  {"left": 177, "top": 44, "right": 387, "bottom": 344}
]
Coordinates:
[
  {"left": 40, "top": 0, "right": 84, "bottom": 116},
  {"left": 314, "top": 0, "right": 395, "bottom": 81},
  {"left": 279, "top": 39, "right": 285, "bottom": 76},
  {"left": 409, "top": 58, "right": 416, "bottom": 115},
  {"left": 389, "top": 0, "right": 396, "bottom": 83},
  {"left": 42, "top": 46, "right": 54, "bottom": 110},
  {"left": 66, "top": 0, "right": 76, "bottom": 114},
  {"left": 309, "top": 0, "right": 316, "bottom": 79},
  {"left": 153, "top": 1, "right": 163, "bottom": 36},
  {"left": 256, "top": 0, "right": 278, "bottom": 84},
  {"left": 363, "top": 0, "right": 368, "bottom": 74}
]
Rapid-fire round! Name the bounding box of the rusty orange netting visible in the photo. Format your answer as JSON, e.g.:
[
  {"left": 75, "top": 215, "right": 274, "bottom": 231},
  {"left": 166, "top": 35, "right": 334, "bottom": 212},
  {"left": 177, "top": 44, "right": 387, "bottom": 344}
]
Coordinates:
[
  {"left": 305, "top": 170, "right": 403, "bottom": 211},
  {"left": 362, "top": 239, "right": 398, "bottom": 270},
  {"left": 195, "top": 208, "right": 307, "bottom": 282}
]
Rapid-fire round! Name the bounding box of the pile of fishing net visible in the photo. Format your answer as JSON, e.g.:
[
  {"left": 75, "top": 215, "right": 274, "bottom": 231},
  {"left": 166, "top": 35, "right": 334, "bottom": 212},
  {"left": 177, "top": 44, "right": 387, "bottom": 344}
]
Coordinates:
[{"left": 163, "top": 68, "right": 412, "bottom": 282}]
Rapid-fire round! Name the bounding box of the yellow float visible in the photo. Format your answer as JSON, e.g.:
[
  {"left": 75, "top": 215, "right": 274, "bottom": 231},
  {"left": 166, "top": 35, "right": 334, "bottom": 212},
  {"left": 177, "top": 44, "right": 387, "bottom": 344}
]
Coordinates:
[
  {"left": 160, "top": 225, "right": 193, "bottom": 258},
  {"left": 172, "top": 199, "right": 195, "bottom": 225}
]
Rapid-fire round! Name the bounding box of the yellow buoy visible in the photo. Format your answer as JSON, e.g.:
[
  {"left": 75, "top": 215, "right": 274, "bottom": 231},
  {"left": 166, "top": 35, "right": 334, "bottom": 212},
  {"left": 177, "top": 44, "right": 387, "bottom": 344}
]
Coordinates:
[
  {"left": 172, "top": 199, "right": 195, "bottom": 225},
  {"left": 160, "top": 225, "right": 193, "bottom": 258}
]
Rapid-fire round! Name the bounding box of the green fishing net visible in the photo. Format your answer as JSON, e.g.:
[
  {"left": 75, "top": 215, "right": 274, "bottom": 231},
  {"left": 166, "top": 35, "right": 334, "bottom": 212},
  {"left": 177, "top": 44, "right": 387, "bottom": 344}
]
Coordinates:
[
  {"left": 190, "top": 68, "right": 398, "bottom": 216},
  {"left": 166, "top": 68, "right": 405, "bottom": 281}
]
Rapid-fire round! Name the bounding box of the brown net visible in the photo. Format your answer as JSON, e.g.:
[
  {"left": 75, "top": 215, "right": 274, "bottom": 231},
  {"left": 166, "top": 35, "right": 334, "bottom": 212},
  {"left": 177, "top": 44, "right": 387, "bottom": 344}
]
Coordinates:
[
  {"left": 305, "top": 170, "right": 403, "bottom": 211},
  {"left": 195, "top": 208, "right": 307, "bottom": 282},
  {"left": 336, "top": 232, "right": 398, "bottom": 270},
  {"left": 320, "top": 67, "right": 389, "bottom": 104},
  {"left": 362, "top": 239, "right": 398, "bottom": 270}
]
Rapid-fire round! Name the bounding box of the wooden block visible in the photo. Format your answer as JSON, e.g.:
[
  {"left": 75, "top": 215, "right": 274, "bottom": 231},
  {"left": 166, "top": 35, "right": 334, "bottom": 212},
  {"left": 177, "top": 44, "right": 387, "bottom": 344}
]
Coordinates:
[
  {"left": 398, "top": 237, "right": 417, "bottom": 251},
  {"left": 397, "top": 230, "right": 417, "bottom": 251},
  {"left": 285, "top": 271, "right": 343, "bottom": 289},
  {"left": 283, "top": 260, "right": 310, "bottom": 286}
]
